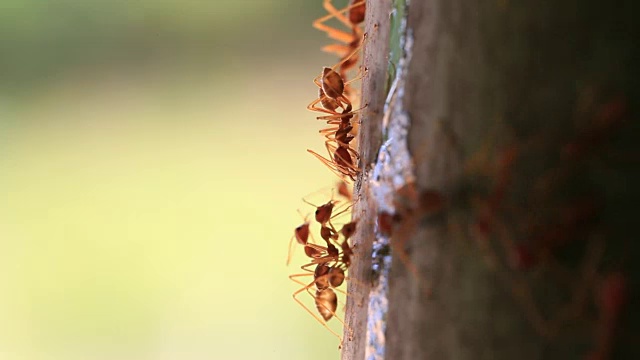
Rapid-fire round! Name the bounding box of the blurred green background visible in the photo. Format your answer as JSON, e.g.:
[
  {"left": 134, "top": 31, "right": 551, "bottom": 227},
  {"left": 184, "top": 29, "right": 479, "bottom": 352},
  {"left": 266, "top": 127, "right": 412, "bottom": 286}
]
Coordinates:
[{"left": 0, "top": 1, "right": 351, "bottom": 359}]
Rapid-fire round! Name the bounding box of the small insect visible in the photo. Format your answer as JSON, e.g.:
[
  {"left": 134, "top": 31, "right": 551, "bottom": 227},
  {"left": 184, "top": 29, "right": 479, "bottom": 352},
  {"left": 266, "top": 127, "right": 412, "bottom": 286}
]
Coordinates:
[
  {"left": 307, "top": 67, "right": 366, "bottom": 118},
  {"left": 307, "top": 31, "right": 368, "bottom": 118},
  {"left": 305, "top": 30, "right": 368, "bottom": 181},
  {"left": 308, "top": 103, "right": 363, "bottom": 181},
  {"left": 302, "top": 195, "right": 352, "bottom": 232}
]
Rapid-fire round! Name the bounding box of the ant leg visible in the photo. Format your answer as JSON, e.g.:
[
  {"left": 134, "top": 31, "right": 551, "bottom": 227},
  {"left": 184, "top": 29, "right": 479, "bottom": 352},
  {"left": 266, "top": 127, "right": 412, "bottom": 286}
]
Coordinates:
[
  {"left": 307, "top": 149, "right": 353, "bottom": 181},
  {"left": 308, "top": 288, "right": 353, "bottom": 341},
  {"left": 289, "top": 274, "right": 315, "bottom": 287},
  {"left": 313, "top": 1, "right": 362, "bottom": 44},
  {"left": 326, "top": 142, "right": 359, "bottom": 176},
  {"left": 328, "top": 32, "right": 368, "bottom": 72},
  {"left": 298, "top": 251, "right": 336, "bottom": 272},
  {"left": 322, "top": 142, "right": 358, "bottom": 180},
  {"left": 286, "top": 235, "right": 298, "bottom": 265},
  {"left": 320, "top": 126, "right": 341, "bottom": 139},
  {"left": 321, "top": 44, "right": 352, "bottom": 58},
  {"left": 304, "top": 285, "right": 348, "bottom": 315},
  {"left": 313, "top": 73, "right": 324, "bottom": 89},
  {"left": 344, "top": 65, "right": 367, "bottom": 85},
  {"left": 307, "top": 97, "right": 347, "bottom": 116},
  {"left": 318, "top": 102, "right": 367, "bottom": 120},
  {"left": 345, "top": 145, "right": 361, "bottom": 161},
  {"left": 314, "top": 102, "right": 366, "bottom": 122},
  {"left": 315, "top": 111, "right": 356, "bottom": 122},
  {"left": 301, "top": 197, "right": 338, "bottom": 213},
  {"left": 330, "top": 203, "right": 354, "bottom": 223},
  {"left": 322, "top": 0, "right": 361, "bottom": 30},
  {"left": 306, "top": 242, "right": 329, "bottom": 252}
]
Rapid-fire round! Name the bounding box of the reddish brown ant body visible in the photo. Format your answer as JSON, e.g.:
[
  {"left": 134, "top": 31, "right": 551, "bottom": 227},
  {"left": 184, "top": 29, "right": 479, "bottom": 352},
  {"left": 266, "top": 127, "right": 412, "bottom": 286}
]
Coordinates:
[
  {"left": 286, "top": 1, "right": 366, "bottom": 346},
  {"left": 306, "top": 30, "right": 368, "bottom": 181},
  {"left": 308, "top": 105, "right": 362, "bottom": 181},
  {"left": 289, "top": 223, "right": 356, "bottom": 347}
]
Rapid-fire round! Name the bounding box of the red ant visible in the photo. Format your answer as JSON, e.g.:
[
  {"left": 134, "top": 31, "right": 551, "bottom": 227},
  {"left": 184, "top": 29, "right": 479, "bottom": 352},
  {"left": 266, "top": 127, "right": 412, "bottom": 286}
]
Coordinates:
[
  {"left": 305, "top": 32, "right": 369, "bottom": 181},
  {"left": 289, "top": 222, "right": 357, "bottom": 347},
  {"left": 308, "top": 100, "right": 363, "bottom": 180},
  {"left": 302, "top": 194, "right": 352, "bottom": 240},
  {"left": 287, "top": 191, "right": 353, "bottom": 265},
  {"left": 290, "top": 262, "right": 349, "bottom": 347},
  {"left": 307, "top": 29, "right": 367, "bottom": 118},
  {"left": 308, "top": 102, "right": 364, "bottom": 181}
]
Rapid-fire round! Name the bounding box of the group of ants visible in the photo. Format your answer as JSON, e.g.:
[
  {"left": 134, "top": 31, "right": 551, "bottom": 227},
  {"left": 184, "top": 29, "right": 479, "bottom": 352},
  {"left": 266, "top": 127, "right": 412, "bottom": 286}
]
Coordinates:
[{"left": 286, "top": 0, "right": 367, "bottom": 349}]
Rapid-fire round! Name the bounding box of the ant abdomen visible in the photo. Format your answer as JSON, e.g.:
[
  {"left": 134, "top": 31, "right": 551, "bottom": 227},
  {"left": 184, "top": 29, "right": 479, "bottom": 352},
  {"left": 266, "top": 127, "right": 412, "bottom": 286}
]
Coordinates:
[{"left": 315, "top": 288, "right": 338, "bottom": 321}]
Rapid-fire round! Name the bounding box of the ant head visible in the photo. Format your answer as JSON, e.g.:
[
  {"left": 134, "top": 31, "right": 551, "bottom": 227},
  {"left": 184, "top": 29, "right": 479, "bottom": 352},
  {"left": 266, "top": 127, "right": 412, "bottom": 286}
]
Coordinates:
[
  {"left": 294, "top": 223, "right": 310, "bottom": 245},
  {"left": 315, "top": 201, "right": 335, "bottom": 224},
  {"left": 340, "top": 221, "right": 357, "bottom": 240}
]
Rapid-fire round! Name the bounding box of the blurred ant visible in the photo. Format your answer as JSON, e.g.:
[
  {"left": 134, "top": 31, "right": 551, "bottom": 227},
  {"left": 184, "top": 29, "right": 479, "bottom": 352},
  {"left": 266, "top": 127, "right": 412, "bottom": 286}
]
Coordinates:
[
  {"left": 313, "top": 0, "right": 366, "bottom": 77},
  {"left": 337, "top": 181, "right": 352, "bottom": 201}
]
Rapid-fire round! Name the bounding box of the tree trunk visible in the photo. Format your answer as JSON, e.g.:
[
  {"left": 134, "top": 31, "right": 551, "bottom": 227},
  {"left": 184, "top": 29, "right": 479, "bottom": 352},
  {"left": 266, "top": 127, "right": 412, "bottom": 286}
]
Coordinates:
[{"left": 343, "top": 1, "right": 639, "bottom": 359}]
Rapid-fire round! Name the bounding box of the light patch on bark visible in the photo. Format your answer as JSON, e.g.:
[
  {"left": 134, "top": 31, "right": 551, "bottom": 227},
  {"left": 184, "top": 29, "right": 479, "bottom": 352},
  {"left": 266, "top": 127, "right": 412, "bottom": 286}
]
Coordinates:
[{"left": 363, "top": 16, "right": 415, "bottom": 360}]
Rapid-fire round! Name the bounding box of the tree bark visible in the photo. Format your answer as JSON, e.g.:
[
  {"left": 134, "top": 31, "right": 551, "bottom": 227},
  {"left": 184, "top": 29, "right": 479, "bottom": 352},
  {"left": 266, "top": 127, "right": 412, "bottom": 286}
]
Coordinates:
[{"left": 344, "top": 1, "right": 639, "bottom": 359}]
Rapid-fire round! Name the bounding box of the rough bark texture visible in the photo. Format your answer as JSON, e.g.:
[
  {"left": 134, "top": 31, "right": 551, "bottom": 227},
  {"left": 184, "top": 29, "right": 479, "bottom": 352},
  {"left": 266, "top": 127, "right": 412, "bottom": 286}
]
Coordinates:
[
  {"left": 345, "top": 0, "right": 639, "bottom": 359},
  {"left": 342, "top": 1, "right": 391, "bottom": 359}
]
